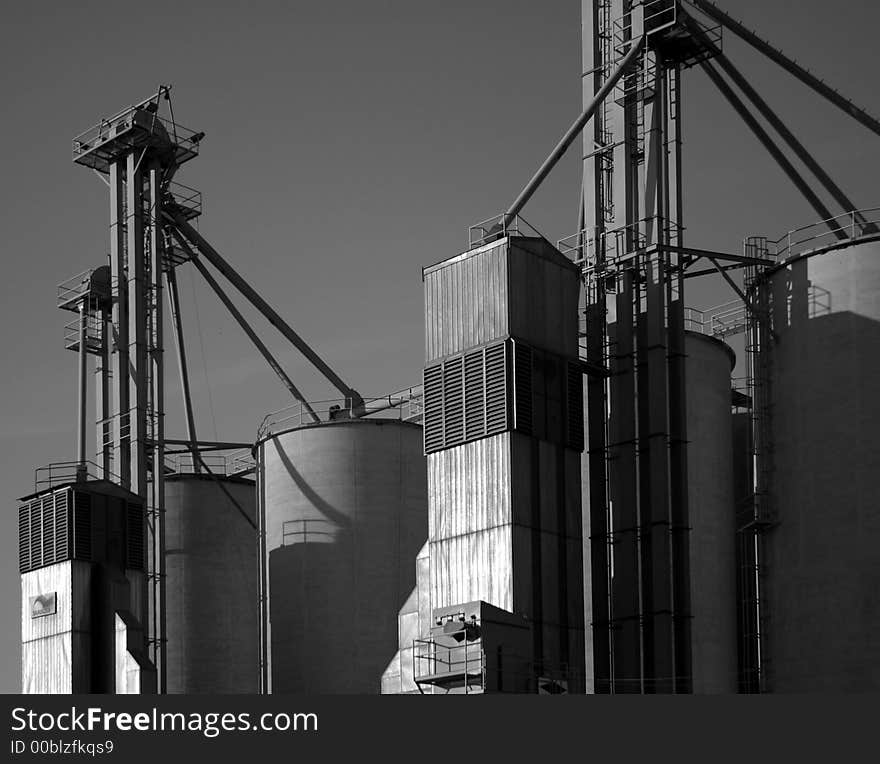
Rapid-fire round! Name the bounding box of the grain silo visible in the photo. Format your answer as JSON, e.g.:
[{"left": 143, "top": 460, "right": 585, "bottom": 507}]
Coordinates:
[
  {"left": 164, "top": 474, "right": 259, "bottom": 693},
  {"left": 757, "top": 234, "right": 880, "bottom": 691},
  {"left": 255, "top": 417, "right": 427, "bottom": 693},
  {"left": 684, "top": 331, "right": 738, "bottom": 694}
]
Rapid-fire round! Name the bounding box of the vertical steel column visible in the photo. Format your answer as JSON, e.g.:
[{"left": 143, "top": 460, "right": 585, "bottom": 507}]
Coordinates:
[
  {"left": 149, "top": 163, "right": 166, "bottom": 693},
  {"left": 582, "top": 0, "right": 605, "bottom": 233},
  {"left": 640, "top": 251, "right": 675, "bottom": 694},
  {"left": 166, "top": 267, "right": 200, "bottom": 470},
  {"left": 110, "top": 160, "right": 130, "bottom": 489},
  {"left": 126, "top": 152, "right": 148, "bottom": 498},
  {"left": 609, "top": 271, "right": 641, "bottom": 693},
  {"left": 95, "top": 300, "right": 112, "bottom": 479},
  {"left": 582, "top": 0, "right": 611, "bottom": 695},
  {"left": 663, "top": 59, "right": 692, "bottom": 694},
  {"left": 76, "top": 302, "right": 88, "bottom": 481},
  {"left": 611, "top": 0, "right": 639, "bottom": 241},
  {"left": 257, "top": 445, "right": 271, "bottom": 694},
  {"left": 589, "top": 2, "right": 692, "bottom": 694}
]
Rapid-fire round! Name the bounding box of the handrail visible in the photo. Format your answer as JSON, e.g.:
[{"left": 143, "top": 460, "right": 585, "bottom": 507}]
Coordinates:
[
  {"left": 759, "top": 207, "right": 880, "bottom": 262},
  {"left": 34, "top": 460, "right": 122, "bottom": 492},
  {"left": 257, "top": 386, "right": 424, "bottom": 440}
]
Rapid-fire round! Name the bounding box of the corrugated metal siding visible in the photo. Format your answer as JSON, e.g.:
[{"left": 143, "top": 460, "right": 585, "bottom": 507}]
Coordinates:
[
  {"left": 427, "top": 434, "right": 512, "bottom": 540},
  {"left": 425, "top": 242, "right": 508, "bottom": 362},
  {"left": 507, "top": 239, "right": 580, "bottom": 358},
  {"left": 427, "top": 435, "right": 515, "bottom": 612},
  {"left": 21, "top": 561, "right": 92, "bottom": 694},
  {"left": 430, "top": 526, "right": 513, "bottom": 612}
]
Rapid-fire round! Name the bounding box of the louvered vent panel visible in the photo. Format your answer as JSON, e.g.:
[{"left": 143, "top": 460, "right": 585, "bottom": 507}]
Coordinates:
[
  {"left": 18, "top": 502, "right": 33, "bottom": 573},
  {"left": 513, "top": 342, "right": 533, "bottom": 435},
  {"left": 73, "top": 491, "right": 92, "bottom": 561},
  {"left": 126, "top": 502, "right": 145, "bottom": 571},
  {"left": 423, "top": 365, "right": 445, "bottom": 453},
  {"left": 566, "top": 362, "right": 585, "bottom": 451},
  {"left": 485, "top": 342, "right": 508, "bottom": 435},
  {"left": 54, "top": 490, "right": 69, "bottom": 561},
  {"left": 30, "top": 501, "right": 43, "bottom": 570},
  {"left": 464, "top": 350, "right": 486, "bottom": 441},
  {"left": 42, "top": 497, "right": 56, "bottom": 567},
  {"left": 443, "top": 356, "right": 464, "bottom": 447}
]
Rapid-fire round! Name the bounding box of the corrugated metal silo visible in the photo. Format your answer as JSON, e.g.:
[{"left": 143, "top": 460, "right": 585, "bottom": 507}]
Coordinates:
[
  {"left": 760, "top": 236, "right": 880, "bottom": 691},
  {"left": 684, "top": 331, "right": 737, "bottom": 693},
  {"left": 164, "top": 475, "right": 259, "bottom": 693},
  {"left": 256, "top": 419, "right": 427, "bottom": 693}
]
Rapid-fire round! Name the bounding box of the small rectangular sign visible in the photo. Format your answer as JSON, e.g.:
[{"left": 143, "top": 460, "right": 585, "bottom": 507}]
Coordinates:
[{"left": 30, "top": 592, "right": 57, "bottom": 618}]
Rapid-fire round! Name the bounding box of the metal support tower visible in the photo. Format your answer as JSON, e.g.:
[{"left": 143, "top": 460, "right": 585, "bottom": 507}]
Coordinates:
[
  {"left": 579, "top": 0, "right": 722, "bottom": 693},
  {"left": 72, "top": 86, "right": 203, "bottom": 691}
]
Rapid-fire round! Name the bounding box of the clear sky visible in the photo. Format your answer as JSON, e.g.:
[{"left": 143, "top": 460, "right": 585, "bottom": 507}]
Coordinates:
[{"left": 2, "top": 0, "right": 878, "bottom": 692}]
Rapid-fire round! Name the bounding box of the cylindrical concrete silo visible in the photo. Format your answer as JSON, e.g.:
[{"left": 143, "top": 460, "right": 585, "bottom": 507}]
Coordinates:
[
  {"left": 684, "top": 331, "right": 738, "bottom": 694},
  {"left": 760, "top": 236, "right": 880, "bottom": 692},
  {"left": 256, "top": 418, "right": 427, "bottom": 693},
  {"left": 164, "top": 475, "right": 259, "bottom": 693}
]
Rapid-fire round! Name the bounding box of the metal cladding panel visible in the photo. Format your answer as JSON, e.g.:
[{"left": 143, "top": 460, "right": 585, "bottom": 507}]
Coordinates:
[
  {"left": 506, "top": 238, "right": 581, "bottom": 358},
  {"left": 424, "top": 241, "right": 509, "bottom": 362},
  {"left": 508, "top": 436, "right": 584, "bottom": 542},
  {"left": 763, "top": 239, "right": 880, "bottom": 691},
  {"left": 259, "top": 420, "right": 427, "bottom": 693},
  {"left": 683, "top": 332, "right": 737, "bottom": 694},
  {"left": 508, "top": 436, "right": 586, "bottom": 682},
  {"left": 430, "top": 526, "right": 514, "bottom": 612},
  {"left": 22, "top": 634, "right": 91, "bottom": 695},
  {"left": 164, "top": 477, "right": 259, "bottom": 694},
  {"left": 21, "top": 561, "right": 92, "bottom": 694},
  {"left": 424, "top": 238, "right": 580, "bottom": 364},
  {"left": 427, "top": 434, "right": 512, "bottom": 540},
  {"left": 415, "top": 543, "right": 433, "bottom": 642}
]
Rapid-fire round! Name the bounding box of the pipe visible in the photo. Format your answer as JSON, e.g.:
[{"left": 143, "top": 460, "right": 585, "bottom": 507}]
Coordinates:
[
  {"left": 688, "top": 0, "right": 880, "bottom": 138},
  {"left": 172, "top": 231, "right": 322, "bottom": 424},
  {"left": 360, "top": 390, "right": 419, "bottom": 418},
  {"left": 166, "top": 214, "right": 363, "bottom": 410},
  {"left": 163, "top": 439, "right": 253, "bottom": 450},
  {"left": 503, "top": 34, "right": 646, "bottom": 229},
  {"left": 699, "top": 59, "right": 846, "bottom": 239},
  {"left": 165, "top": 268, "right": 201, "bottom": 473},
  {"left": 76, "top": 302, "right": 88, "bottom": 481}
]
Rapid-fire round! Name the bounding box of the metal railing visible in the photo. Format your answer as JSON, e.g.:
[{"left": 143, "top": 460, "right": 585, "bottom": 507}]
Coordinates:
[
  {"left": 63, "top": 312, "right": 103, "bottom": 353},
  {"left": 166, "top": 181, "right": 203, "bottom": 219},
  {"left": 558, "top": 215, "right": 684, "bottom": 272},
  {"left": 757, "top": 207, "right": 880, "bottom": 262},
  {"left": 468, "top": 213, "right": 552, "bottom": 250},
  {"left": 164, "top": 448, "right": 255, "bottom": 478},
  {"left": 412, "top": 633, "right": 485, "bottom": 692},
  {"left": 256, "top": 386, "right": 424, "bottom": 441},
  {"left": 34, "top": 460, "right": 121, "bottom": 492},
  {"left": 72, "top": 107, "right": 202, "bottom": 163},
  {"left": 613, "top": 0, "right": 678, "bottom": 47},
  {"left": 684, "top": 300, "right": 748, "bottom": 338}
]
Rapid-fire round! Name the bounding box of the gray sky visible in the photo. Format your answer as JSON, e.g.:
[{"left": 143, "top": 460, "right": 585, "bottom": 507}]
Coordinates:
[{"left": 2, "top": 0, "right": 878, "bottom": 692}]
